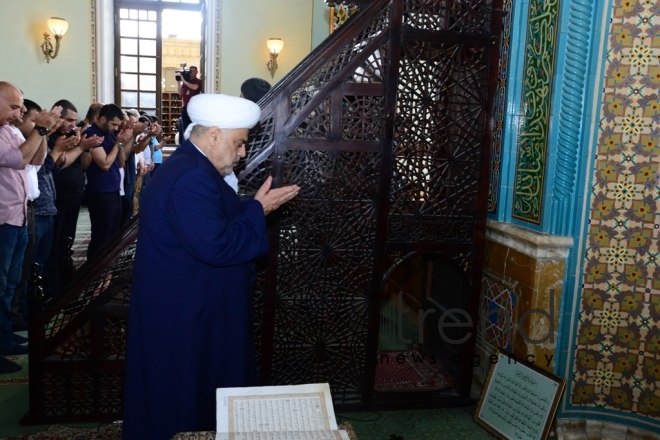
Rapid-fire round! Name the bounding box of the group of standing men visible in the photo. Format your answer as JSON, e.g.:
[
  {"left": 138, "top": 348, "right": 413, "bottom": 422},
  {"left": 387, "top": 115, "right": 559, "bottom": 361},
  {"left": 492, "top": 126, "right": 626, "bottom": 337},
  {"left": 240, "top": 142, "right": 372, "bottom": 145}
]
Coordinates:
[{"left": 0, "top": 81, "right": 167, "bottom": 374}]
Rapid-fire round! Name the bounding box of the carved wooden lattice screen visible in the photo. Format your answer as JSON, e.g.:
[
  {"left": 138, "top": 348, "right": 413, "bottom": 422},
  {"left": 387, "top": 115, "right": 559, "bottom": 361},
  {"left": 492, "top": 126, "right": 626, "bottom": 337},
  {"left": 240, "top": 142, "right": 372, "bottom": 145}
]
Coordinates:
[
  {"left": 24, "top": 0, "right": 503, "bottom": 424},
  {"left": 25, "top": 219, "right": 137, "bottom": 424},
  {"left": 239, "top": 0, "right": 504, "bottom": 407}
]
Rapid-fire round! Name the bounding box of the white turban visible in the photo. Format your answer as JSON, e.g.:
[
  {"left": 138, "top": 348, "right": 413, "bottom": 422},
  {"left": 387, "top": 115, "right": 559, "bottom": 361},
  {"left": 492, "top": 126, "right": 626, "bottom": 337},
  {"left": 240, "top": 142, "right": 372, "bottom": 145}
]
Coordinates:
[
  {"left": 187, "top": 93, "right": 261, "bottom": 130},
  {"left": 184, "top": 94, "right": 259, "bottom": 191}
]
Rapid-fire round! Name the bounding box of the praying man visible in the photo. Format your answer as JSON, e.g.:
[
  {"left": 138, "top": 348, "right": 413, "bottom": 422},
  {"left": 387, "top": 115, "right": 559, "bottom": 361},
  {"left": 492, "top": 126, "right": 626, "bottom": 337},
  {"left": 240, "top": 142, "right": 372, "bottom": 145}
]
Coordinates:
[{"left": 122, "top": 93, "right": 300, "bottom": 439}]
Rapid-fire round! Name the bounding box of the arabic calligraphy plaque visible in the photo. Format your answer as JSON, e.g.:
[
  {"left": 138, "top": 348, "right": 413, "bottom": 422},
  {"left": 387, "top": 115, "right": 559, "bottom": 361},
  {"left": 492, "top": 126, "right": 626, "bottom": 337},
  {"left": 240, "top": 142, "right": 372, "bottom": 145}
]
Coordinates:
[{"left": 475, "top": 349, "right": 566, "bottom": 440}]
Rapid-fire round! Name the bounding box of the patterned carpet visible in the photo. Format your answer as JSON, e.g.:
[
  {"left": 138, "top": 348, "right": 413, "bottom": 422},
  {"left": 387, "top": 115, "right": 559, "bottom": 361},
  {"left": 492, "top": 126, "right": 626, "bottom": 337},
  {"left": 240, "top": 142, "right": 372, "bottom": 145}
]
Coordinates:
[
  {"left": 0, "top": 352, "right": 28, "bottom": 386},
  {"left": 375, "top": 350, "right": 453, "bottom": 392},
  {"left": 1, "top": 423, "right": 122, "bottom": 440},
  {"left": 1, "top": 422, "right": 359, "bottom": 440}
]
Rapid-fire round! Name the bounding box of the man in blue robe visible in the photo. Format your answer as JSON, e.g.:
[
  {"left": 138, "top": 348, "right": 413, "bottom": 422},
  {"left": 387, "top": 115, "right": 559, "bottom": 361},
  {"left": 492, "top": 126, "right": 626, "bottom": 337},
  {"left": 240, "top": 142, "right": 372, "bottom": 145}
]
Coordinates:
[{"left": 122, "top": 94, "right": 300, "bottom": 439}]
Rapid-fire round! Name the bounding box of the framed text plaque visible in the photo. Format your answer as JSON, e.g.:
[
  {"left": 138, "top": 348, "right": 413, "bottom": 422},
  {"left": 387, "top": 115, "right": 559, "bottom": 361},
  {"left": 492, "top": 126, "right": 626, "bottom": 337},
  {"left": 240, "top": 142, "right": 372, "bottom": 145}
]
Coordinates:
[{"left": 474, "top": 349, "right": 566, "bottom": 440}]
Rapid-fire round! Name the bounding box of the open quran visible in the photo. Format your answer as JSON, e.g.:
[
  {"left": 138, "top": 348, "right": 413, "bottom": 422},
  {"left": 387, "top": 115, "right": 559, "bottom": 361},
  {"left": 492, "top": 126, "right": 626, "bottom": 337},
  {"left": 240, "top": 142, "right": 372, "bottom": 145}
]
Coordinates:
[{"left": 215, "top": 383, "right": 350, "bottom": 440}]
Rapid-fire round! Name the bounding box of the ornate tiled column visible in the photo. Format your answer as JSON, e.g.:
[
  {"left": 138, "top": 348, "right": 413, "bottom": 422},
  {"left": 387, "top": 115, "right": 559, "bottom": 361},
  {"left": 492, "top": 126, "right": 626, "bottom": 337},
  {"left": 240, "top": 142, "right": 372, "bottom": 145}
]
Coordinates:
[
  {"left": 560, "top": 0, "right": 660, "bottom": 431},
  {"left": 548, "top": 0, "right": 595, "bottom": 235}
]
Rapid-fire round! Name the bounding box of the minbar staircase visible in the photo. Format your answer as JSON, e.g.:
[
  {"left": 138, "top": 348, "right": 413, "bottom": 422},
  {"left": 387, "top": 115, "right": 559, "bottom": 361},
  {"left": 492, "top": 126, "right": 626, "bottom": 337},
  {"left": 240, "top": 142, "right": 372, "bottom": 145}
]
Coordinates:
[
  {"left": 23, "top": 0, "right": 504, "bottom": 424},
  {"left": 24, "top": 218, "right": 137, "bottom": 424}
]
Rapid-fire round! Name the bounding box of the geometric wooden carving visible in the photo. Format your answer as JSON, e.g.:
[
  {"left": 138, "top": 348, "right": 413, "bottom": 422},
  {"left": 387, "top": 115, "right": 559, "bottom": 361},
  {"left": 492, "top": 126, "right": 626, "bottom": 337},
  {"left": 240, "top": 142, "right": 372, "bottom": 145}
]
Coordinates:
[
  {"left": 26, "top": 0, "right": 503, "bottom": 423},
  {"left": 241, "top": 0, "right": 503, "bottom": 406},
  {"left": 25, "top": 222, "right": 136, "bottom": 424}
]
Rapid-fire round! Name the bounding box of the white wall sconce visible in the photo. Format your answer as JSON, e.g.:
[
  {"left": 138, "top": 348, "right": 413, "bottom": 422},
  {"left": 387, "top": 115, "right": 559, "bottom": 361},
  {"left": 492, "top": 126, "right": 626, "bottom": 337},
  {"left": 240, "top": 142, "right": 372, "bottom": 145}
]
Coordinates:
[
  {"left": 266, "top": 38, "right": 284, "bottom": 78},
  {"left": 41, "top": 17, "right": 69, "bottom": 63}
]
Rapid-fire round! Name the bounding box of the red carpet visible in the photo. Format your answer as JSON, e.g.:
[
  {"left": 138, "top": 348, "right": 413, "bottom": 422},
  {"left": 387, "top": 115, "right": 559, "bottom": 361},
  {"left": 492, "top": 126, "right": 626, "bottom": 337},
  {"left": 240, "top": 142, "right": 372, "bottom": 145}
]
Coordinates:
[{"left": 375, "top": 350, "right": 453, "bottom": 392}]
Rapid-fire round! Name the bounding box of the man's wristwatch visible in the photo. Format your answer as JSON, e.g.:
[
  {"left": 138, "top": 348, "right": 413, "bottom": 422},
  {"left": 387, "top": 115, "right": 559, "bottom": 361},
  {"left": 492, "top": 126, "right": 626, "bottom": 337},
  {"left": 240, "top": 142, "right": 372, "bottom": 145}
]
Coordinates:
[
  {"left": 34, "top": 126, "right": 50, "bottom": 136},
  {"left": 117, "top": 142, "right": 124, "bottom": 149}
]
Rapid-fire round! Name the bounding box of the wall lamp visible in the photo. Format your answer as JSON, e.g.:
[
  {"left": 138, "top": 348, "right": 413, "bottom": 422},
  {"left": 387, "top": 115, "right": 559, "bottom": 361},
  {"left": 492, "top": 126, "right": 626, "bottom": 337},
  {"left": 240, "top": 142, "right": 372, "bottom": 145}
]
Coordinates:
[
  {"left": 41, "top": 17, "right": 69, "bottom": 63},
  {"left": 266, "top": 38, "right": 284, "bottom": 78}
]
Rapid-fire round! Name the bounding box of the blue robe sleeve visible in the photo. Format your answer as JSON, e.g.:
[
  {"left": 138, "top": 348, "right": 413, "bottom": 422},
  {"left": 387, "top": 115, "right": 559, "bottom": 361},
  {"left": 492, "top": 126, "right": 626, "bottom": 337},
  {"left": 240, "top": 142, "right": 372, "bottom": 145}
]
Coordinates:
[{"left": 165, "top": 168, "right": 269, "bottom": 267}]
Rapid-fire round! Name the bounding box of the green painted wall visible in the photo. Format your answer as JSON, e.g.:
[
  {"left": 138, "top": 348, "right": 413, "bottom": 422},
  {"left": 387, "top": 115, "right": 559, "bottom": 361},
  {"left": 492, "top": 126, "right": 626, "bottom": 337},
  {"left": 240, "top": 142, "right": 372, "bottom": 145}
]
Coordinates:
[
  {"left": 312, "top": 0, "right": 331, "bottom": 50},
  {"left": 0, "top": 0, "right": 93, "bottom": 116},
  {"left": 0, "top": 0, "right": 329, "bottom": 110},
  {"left": 219, "top": 0, "right": 318, "bottom": 95}
]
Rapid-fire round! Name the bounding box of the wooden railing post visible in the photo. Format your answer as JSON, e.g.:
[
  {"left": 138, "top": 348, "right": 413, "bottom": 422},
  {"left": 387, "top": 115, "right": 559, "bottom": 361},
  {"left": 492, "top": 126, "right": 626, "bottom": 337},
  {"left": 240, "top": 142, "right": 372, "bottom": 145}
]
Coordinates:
[{"left": 27, "top": 262, "right": 46, "bottom": 420}]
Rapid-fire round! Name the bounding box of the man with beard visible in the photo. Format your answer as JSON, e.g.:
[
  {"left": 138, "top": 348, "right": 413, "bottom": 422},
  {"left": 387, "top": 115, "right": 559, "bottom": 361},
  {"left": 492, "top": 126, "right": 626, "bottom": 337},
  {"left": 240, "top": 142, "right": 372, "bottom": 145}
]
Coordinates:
[
  {"left": 83, "top": 104, "right": 134, "bottom": 258},
  {"left": 76, "top": 102, "right": 103, "bottom": 132},
  {"left": 123, "top": 94, "right": 299, "bottom": 438},
  {"left": 43, "top": 100, "right": 102, "bottom": 296}
]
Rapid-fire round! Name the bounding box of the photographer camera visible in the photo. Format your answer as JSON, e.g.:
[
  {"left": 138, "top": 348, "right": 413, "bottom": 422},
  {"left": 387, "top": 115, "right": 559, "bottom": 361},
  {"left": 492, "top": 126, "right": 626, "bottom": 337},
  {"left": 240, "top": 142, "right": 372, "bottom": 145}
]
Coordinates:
[
  {"left": 175, "top": 65, "right": 191, "bottom": 83},
  {"left": 176, "top": 64, "right": 202, "bottom": 138}
]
